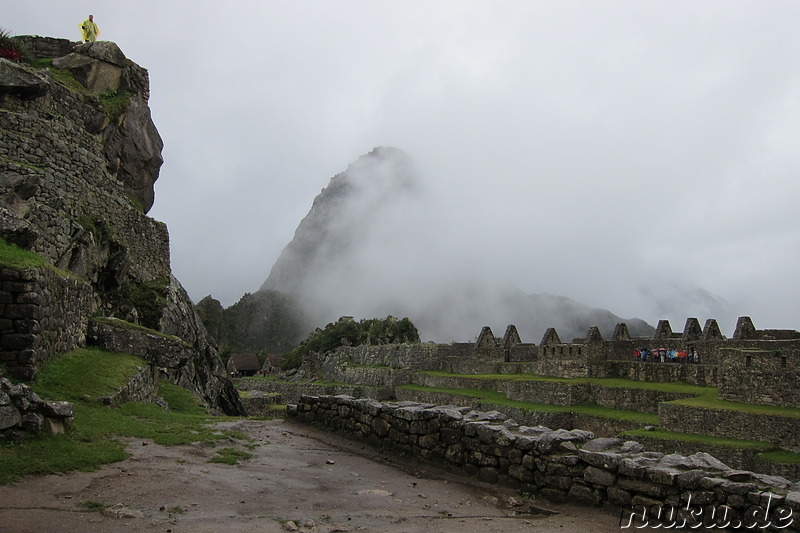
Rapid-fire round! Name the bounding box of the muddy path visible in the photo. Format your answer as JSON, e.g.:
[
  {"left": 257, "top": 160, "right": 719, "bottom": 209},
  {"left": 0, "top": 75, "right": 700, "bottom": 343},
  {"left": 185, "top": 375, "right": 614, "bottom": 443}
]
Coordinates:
[{"left": 0, "top": 419, "right": 627, "bottom": 532}]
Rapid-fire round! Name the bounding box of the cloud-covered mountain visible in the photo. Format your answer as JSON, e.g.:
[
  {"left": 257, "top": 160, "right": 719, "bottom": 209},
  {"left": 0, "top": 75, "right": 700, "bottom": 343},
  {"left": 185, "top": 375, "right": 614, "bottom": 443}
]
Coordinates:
[{"left": 259, "top": 147, "right": 654, "bottom": 342}]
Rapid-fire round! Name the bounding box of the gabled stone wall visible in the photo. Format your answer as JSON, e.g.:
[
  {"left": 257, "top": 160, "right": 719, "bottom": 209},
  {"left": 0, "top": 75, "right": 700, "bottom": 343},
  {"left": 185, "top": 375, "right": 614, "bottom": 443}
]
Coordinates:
[{"left": 719, "top": 347, "right": 800, "bottom": 407}]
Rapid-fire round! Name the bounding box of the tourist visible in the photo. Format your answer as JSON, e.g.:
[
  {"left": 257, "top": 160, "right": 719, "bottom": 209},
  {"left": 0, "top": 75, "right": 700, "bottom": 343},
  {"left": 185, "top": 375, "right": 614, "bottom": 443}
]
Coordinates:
[{"left": 79, "top": 15, "right": 100, "bottom": 43}]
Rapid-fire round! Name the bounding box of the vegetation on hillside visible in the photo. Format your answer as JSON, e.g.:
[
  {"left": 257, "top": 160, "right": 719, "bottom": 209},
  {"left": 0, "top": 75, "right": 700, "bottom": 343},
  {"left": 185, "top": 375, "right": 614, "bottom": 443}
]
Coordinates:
[
  {"left": 0, "top": 237, "right": 45, "bottom": 270},
  {"left": 282, "top": 315, "right": 420, "bottom": 370},
  {"left": 0, "top": 348, "right": 244, "bottom": 484},
  {"left": 0, "top": 28, "right": 27, "bottom": 61}
]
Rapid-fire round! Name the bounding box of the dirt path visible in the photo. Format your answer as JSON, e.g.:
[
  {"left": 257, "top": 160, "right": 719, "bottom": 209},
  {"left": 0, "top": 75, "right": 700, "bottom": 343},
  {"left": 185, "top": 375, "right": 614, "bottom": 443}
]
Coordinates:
[{"left": 0, "top": 419, "right": 628, "bottom": 532}]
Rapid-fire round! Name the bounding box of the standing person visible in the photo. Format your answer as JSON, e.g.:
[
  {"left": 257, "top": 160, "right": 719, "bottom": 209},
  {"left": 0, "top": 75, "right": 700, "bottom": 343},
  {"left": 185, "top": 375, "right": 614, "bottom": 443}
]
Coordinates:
[{"left": 79, "top": 15, "right": 100, "bottom": 43}]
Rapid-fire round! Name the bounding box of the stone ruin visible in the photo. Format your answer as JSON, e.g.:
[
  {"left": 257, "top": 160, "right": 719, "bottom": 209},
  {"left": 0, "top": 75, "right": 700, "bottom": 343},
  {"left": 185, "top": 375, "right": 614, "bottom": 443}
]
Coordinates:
[{"left": 0, "top": 377, "right": 73, "bottom": 440}]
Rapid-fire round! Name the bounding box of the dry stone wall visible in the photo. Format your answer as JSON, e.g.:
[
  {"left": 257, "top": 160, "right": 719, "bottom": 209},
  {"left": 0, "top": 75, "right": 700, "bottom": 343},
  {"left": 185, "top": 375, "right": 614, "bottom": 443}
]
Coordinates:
[
  {"left": 0, "top": 377, "right": 73, "bottom": 439},
  {"left": 719, "top": 347, "right": 800, "bottom": 408},
  {"left": 0, "top": 266, "right": 94, "bottom": 379},
  {"left": 292, "top": 395, "right": 800, "bottom": 530},
  {"left": 659, "top": 403, "right": 800, "bottom": 451}
]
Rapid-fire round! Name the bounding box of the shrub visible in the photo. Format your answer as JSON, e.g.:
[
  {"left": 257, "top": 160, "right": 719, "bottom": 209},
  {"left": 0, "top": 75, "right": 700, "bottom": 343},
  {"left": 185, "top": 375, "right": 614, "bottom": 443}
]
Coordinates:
[
  {"left": 0, "top": 29, "right": 27, "bottom": 61},
  {"left": 281, "top": 315, "right": 420, "bottom": 370}
]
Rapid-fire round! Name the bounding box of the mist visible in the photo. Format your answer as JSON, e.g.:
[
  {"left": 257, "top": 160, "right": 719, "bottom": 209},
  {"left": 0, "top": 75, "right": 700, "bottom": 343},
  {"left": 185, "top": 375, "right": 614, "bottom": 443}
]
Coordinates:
[{"left": 5, "top": 2, "right": 799, "bottom": 337}]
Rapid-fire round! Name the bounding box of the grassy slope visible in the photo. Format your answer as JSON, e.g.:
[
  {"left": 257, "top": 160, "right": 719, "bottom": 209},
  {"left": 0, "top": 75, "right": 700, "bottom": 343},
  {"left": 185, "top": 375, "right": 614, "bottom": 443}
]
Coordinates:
[{"left": 0, "top": 348, "right": 243, "bottom": 484}]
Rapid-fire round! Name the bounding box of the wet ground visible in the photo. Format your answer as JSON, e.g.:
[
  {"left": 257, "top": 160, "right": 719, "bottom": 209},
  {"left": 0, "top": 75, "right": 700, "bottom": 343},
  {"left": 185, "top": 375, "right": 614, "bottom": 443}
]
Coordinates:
[{"left": 0, "top": 419, "right": 629, "bottom": 532}]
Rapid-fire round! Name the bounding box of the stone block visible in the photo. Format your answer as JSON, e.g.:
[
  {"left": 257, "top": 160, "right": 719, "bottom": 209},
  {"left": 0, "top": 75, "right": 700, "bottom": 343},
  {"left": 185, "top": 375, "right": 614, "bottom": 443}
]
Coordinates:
[
  {"left": 584, "top": 465, "right": 616, "bottom": 487},
  {"left": 21, "top": 412, "right": 44, "bottom": 432},
  {"left": 607, "top": 486, "right": 632, "bottom": 506},
  {"left": 371, "top": 416, "right": 390, "bottom": 437},
  {"left": 4, "top": 304, "right": 39, "bottom": 319},
  {"left": 419, "top": 433, "right": 439, "bottom": 449},
  {"left": 0, "top": 333, "right": 36, "bottom": 350},
  {"left": 509, "top": 464, "right": 535, "bottom": 483},
  {"left": 0, "top": 405, "right": 21, "bottom": 429},
  {"left": 618, "top": 478, "right": 672, "bottom": 499},
  {"left": 569, "top": 483, "right": 601, "bottom": 505}
]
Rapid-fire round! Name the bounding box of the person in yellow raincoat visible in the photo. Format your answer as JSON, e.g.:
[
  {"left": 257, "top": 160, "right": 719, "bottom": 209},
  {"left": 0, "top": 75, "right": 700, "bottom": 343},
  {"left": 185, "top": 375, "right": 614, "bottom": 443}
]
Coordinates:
[{"left": 79, "top": 15, "right": 100, "bottom": 43}]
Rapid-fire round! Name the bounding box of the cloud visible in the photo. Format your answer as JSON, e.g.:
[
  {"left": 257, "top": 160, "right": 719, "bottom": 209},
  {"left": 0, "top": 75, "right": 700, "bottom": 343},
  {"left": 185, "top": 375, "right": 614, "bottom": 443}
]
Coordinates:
[{"left": 5, "top": 1, "right": 800, "bottom": 336}]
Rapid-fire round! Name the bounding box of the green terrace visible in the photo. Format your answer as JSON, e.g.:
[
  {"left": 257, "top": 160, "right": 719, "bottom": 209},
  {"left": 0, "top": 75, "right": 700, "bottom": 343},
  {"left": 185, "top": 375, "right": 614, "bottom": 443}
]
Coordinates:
[
  {"left": 415, "top": 370, "right": 714, "bottom": 396},
  {"left": 397, "top": 384, "right": 658, "bottom": 424}
]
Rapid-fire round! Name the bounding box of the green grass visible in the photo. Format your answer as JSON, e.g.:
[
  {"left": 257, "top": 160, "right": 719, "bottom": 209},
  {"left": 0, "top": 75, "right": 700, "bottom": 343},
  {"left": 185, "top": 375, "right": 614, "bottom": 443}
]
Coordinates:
[
  {"left": 79, "top": 500, "right": 113, "bottom": 512},
  {"left": 669, "top": 389, "right": 800, "bottom": 418},
  {"left": 398, "top": 384, "right": 658, "bottom": 424},
  {"left": 0, "top": 238, "right": 74, "bottom": 279},
  {"left": 98, "top": 88, "right": 131, "bottom": 120},
  {"left": 0, "top": 349, "right": 243, "bottom": 484},
  {"left": 0, "top": 237, "right": 45, "bottom": 270},
  {"left": 623, "top": 428, "right": 774, "bottom": 451},
  {"left": 759, "top": 449, "right": 800, "bottom": 464},
  {"left": 91, "top": 316, "right": 184, "bottom": 343},
  {"left": 417, "top": 370, "right": 712, "bottom": 395},
  {"left": 208, "top": 447, "right": 253, "bottom": 465},
  {"left": 34, "top": 347, "right": 144, "bottom": 402}
]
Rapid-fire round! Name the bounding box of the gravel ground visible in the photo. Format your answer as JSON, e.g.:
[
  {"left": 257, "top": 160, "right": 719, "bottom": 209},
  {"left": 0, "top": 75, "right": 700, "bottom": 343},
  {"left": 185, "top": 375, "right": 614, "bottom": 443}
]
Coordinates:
[{"left": 0, "top": 418, "right": 629, "bottom": 532}]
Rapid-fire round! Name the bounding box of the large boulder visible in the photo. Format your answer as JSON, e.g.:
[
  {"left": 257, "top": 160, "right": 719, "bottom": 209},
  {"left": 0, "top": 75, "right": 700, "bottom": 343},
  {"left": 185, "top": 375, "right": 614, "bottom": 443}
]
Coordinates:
[{"left": 0, "top": 58, "right": 48, "bottom": 98}]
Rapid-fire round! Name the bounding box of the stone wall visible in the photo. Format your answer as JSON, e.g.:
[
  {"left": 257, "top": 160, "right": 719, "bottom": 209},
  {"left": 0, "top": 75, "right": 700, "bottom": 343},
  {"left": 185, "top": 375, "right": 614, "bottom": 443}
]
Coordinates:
[
  {"left": 634, "top": 434, "right": 800, "bottom": 483},
  {"left": 0, "top": 377, "right": 74, "bottom": 439},
  {"left": 238, "top": 377, "right": 394, "bottom": 405},
  {"left": 599, "top": 361, "right": 718, "bottom": 386},
  {"left": 0, "top": 85, "right": 170, "bottom": 283},
  {"left": 99, "top": 364, "right": 158, "bottom": 407},
  {"left": 394, "top": 388, "right": 644, "bottom": 437},
  {"left": 719, "top": 348, "right": 800, "bottom": 408},
  {"left": 659, "top": 403, "right": 800, "bottom": 451},
  {"left": 87, "top": 318, "right": 242, "bottom": 414},
  {"left": 291, "top": 395, "right": 800, "bottom": 530},
  {"left": 409, "top": 373, "right": 692, "bottom": 414},
  {"left": 0, "top": 266, "right": 95, "bottom": 380}
]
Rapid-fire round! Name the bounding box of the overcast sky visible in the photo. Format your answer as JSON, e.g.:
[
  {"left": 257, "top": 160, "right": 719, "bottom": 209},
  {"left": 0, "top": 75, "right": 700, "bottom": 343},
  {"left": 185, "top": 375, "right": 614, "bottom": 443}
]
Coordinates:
[{"left": 5, "top": 1, "right": 800, "bottom": 335}]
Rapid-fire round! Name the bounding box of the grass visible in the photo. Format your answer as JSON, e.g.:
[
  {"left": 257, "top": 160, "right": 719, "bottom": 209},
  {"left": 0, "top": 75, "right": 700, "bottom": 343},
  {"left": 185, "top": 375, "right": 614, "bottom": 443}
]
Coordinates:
[
  {"left": 98, "top": 88, "right": 131, "bottom": 121},
  {"left": 92, "top": 316, "right": 184, "bottom": 343},
  {"left": 668, "top": 389, "right": 800, "bottom": 418},
  {"left": 0, "top": 348, "right": 244, "bottom": 484},
  {"left": 79, "top": 500, "right": 112, "bottom": 512},
  {"left": 208, "top": 447, "right": 253, "bottom": 465},
  {"left": 417, "top": 370, "right": 712, "bottom": 395},
  {"left": 759, "top": 450, "right": 800, "bottom": 464},
  {"left": 33, "top": 347, "right": 144, "bottom": 402},
  {"left": 0, "top": 237, "right": 74, "bottom": 280},
  {"left": 623, "top": 428, "right": 774, "bottom": 451},
  {"left": 0, "top": 237, "right": 45, "bottom": 270},
  {"left": 398, "top": 384, "right": 658, "bottom": 424}
]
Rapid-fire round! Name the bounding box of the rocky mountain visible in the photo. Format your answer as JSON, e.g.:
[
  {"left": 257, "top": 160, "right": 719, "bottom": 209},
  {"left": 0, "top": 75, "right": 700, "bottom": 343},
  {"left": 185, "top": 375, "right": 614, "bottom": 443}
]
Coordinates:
[
  {"left": 196, "top": 291, "right": 309, "bottom": 354},
  {"left": 0, "top": 37, "right": 242, "bottom": 414},
  {"left": 254, "top": 147, "right": 654, "bottom": 343}
]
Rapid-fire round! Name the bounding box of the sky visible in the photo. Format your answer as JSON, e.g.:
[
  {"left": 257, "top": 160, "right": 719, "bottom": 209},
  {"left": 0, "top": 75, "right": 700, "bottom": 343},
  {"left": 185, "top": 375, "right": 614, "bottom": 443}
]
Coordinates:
[{"left": 5, "top": 1, "right": 800, "bottom": 336}]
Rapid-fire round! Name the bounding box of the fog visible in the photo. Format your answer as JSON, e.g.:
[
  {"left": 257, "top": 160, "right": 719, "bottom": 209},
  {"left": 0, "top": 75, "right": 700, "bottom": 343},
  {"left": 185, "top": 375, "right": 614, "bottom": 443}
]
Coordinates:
[{"left": 5, "top": 1, "right": 800, "bottom": 337}]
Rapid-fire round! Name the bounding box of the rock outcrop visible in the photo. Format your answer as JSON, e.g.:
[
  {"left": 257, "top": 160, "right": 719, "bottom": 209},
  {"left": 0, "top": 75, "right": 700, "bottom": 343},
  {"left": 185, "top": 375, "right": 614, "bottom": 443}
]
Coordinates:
[{"left": 0, "top": 36, "right": 242, "bottom": 415}]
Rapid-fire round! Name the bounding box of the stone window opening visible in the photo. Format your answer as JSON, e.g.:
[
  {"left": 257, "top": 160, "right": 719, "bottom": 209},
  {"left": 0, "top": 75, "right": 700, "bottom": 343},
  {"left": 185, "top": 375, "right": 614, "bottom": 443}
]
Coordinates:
[{"left": 746, "top": 355, "right": 752, "bottom": 368}]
